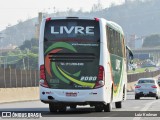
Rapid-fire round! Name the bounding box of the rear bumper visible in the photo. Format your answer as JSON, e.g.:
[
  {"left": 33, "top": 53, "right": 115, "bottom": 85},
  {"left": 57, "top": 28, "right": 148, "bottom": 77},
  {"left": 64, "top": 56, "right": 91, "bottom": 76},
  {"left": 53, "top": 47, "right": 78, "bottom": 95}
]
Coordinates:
[
  {"left": 41, "top": 100, "right": 105, "bottom": 106},
  {"left": 135, "top": 92, "right": 157, "bottom": 97},
  {"left": 39, "top": 86, "right": 106, "bottom": 103}
]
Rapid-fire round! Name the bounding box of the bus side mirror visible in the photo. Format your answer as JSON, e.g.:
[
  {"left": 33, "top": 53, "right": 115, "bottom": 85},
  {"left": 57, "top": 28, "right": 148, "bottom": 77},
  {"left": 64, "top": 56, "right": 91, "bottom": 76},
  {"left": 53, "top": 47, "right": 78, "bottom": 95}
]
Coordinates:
[{"left": 126, "top": 46, "right": 134, "bottom": 64}]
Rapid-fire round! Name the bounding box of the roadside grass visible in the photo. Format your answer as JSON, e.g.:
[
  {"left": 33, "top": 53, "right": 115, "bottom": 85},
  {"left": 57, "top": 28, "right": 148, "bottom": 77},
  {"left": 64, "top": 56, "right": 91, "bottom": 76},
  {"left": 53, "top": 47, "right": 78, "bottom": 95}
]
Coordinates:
[{"left": 128, "top": 67, "right": 156, "bottom": 74}]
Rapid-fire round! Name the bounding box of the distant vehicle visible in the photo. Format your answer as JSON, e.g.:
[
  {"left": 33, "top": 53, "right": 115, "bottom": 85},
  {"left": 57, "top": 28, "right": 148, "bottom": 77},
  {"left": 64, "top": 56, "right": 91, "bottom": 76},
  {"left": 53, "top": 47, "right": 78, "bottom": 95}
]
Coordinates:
[
  {"left": 39, "top": 17, "right": 133, "bottom": 112},
  {"left": 133, "top": 53, "right": 150, "bottom": 60},
  {"left": 157, "top": 77, "right": 160, "bottom": 86},
  {"left": 141, "top": 63, "right": 156, "bottom": 68},
  {"left": 141, "top": 61, "right": 156, "bottom": 68},
  {"left": 158, "top": 80, "right": 160, "bottom": 86},
  {"left": 135, "top": 78, "right": 160, "bottom": 99}
]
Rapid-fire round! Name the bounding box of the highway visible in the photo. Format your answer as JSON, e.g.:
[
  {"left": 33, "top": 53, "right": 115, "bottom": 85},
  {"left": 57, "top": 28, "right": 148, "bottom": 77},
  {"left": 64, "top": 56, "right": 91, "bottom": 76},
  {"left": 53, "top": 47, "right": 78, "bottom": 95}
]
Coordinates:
[{"left": 0, "top": 92, "right": 160, "bottom": 120}]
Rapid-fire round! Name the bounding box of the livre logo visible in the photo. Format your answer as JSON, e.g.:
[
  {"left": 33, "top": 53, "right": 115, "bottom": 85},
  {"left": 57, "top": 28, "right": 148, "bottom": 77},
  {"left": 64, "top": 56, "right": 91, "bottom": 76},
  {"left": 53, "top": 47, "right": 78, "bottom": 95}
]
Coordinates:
[{"left": 51, "top": 26, "right": 94, "bottom": 35}]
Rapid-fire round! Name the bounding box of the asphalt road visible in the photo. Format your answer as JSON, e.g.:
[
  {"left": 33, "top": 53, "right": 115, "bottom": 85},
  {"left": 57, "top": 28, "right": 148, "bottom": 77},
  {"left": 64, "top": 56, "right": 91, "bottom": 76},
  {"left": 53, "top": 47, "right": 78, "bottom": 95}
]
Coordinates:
[{"left": 0, "top": 92, "right": 160, "bottom": 120}]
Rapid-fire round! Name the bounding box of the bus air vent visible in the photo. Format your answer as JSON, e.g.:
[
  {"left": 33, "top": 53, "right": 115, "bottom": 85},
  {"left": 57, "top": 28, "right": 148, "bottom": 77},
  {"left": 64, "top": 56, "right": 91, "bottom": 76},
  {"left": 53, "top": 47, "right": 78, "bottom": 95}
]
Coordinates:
[{"left": 48, "top": 53, "right": 95, "bottom": 62}]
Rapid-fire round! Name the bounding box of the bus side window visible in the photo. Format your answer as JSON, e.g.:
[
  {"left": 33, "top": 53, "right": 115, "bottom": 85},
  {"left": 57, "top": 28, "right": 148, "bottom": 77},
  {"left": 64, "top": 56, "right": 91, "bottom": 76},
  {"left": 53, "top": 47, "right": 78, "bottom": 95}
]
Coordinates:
[
  {"left": 106, "top": 26, "right": 112, "bottom": 53},
  {"left": 106, "top": 26, "right": 123, "bottom": 57},
  {"left": 111, "top": 29, "right": 115, "bottom": 54},
  {"left": 122, "top": 37, "right": 126, "bottom": 58}
]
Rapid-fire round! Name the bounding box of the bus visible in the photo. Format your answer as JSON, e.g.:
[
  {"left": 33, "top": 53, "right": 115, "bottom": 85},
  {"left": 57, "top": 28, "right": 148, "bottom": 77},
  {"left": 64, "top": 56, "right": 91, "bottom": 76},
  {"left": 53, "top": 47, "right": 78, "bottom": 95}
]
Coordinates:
[{"left": 39, "top": 17, "right": 133, "bottom": 112}]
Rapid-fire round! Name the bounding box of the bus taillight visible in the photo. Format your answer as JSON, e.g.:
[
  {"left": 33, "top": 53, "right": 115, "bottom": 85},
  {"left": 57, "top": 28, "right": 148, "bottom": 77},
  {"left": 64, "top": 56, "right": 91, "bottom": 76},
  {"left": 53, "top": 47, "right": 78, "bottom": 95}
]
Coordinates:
[
  {"left": 46, "top": 17, "right": 51, "bottom": 22},
  {"left": 94, "top": 65, "right": 105, "bottom": 88},
  {"left": 40, "top": 64, "right": 49, "bottom": 88},
  {"left": 94, "top": 18, "right": 99, "bottom": 22}
]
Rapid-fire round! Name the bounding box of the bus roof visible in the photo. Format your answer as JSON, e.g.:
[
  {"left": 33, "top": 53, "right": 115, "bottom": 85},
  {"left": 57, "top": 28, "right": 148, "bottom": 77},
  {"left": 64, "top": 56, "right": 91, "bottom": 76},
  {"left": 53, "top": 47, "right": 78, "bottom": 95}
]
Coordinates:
[
  {"left": 43, "top": 17, "right": 124, "bottom": 35},
  {"left": 43, "top": 17, "right": 98, "bottom": 21}
]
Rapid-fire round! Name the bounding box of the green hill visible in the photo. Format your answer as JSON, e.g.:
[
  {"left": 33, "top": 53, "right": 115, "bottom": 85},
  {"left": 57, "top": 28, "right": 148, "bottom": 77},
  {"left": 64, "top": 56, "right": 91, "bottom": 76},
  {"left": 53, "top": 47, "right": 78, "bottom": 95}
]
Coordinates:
[{"left": 1, "top": 0, "right": 160, "bottom": 47}]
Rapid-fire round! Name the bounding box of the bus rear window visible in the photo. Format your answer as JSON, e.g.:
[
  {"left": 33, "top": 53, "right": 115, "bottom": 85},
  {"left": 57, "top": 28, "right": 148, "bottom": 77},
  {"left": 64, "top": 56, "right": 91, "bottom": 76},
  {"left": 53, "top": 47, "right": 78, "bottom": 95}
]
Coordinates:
[{"left": 44, "top": 19, "right": 100, "bottom": 41}]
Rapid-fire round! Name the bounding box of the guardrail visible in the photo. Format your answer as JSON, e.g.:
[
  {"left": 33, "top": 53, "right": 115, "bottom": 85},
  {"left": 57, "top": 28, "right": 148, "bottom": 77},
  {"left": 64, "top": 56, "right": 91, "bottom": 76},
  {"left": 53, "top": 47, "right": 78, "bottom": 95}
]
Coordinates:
[
  {"left": 0, "top": 68, "right": 38, "bottom": 88},
  {"left": 127, "top": 70, "right": 160, "bottom": 82},
  {"left": 0, "top": 68, "right": 160, "bottom": 88}
]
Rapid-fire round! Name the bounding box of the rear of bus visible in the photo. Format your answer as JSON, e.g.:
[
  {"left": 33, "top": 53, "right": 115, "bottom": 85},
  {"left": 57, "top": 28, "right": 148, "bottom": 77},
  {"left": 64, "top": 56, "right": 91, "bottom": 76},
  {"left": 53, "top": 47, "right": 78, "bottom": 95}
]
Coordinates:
[{"left": 39, "top": 18, "right": 105, "bottom": 107}]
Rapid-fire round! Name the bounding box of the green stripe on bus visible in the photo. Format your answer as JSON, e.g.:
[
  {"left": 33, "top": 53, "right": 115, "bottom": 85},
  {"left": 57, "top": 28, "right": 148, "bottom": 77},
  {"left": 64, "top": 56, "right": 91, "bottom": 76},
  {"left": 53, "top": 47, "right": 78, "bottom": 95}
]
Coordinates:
[
  {"left": 45, "top": 42, "right": 77, "bottom": 55},
  {"left": 51, "top": 62, "right": 70, "bottom": 84},
  {"left": 57, "top": 66, "right": 95, "bottom": 88}
]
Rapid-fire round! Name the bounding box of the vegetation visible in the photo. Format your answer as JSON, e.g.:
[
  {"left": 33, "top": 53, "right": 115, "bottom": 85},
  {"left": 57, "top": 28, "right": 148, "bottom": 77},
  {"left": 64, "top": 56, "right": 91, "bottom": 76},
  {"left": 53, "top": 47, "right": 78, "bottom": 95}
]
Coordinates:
[
  {"left": 1, "top": 0, "right": 160, "bottom": 47},
  {"left": 1, "top": 0, "right": 160, "bottom": 70},
  {"left": 128, "top": 67, "right": 156, "bottom": 74},
  {"left": 1, "top": 38, "right": 38, "bottom": 70},
  {"left": 142, "top": 34, "right": 160, "bottom": 48}
]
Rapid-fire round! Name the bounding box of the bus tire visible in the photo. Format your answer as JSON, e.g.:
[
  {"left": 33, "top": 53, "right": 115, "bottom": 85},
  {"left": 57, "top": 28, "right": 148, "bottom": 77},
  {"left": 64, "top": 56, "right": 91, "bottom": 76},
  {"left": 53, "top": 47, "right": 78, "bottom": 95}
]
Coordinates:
[
  {"left": 104, "top": 87, "right": 112, "bottom": 112},
  {"left": 95, "top": 105, "right": 103, "bottom": 112},
  {"left": 123, "top": 86, "right": 125, "bottom": 100},
  {"left": 135, "top": 95, "right": 139, "bottom": 100},
  {"left": 115, "top": 101, "right": 122, "bottom": 108},
  {"left": 58, "top": 106, "right": 67, "bottom": 112},
  {"left": 49, "top": 103, "right": 58, "bottom": 113},
  {"left": 104, "top": 103, "right": 112, "bottom": 112}
]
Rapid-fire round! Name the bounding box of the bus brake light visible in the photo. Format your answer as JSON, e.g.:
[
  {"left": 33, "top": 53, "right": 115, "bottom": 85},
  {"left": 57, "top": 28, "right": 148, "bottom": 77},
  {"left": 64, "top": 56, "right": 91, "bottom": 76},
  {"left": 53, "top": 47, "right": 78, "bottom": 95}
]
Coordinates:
[
  {"left": 94, "top": 18, "right": 99, "bottom": 22},
  {"left": 46, "top": 17, "right": 51, "bottom": 22},
  {"left": 94, "top": 65, "right": 105, "bottom": 88},
  {"left": 40, "top": 64, "right": 49, "bottom": 88}
]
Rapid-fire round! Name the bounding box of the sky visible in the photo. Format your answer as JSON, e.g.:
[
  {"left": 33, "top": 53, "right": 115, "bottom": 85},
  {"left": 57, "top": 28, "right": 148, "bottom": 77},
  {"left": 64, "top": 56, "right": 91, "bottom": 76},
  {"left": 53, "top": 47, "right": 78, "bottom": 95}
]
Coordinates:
[{"left": 0, "top": 0, "right": 124, "bottom": 31}]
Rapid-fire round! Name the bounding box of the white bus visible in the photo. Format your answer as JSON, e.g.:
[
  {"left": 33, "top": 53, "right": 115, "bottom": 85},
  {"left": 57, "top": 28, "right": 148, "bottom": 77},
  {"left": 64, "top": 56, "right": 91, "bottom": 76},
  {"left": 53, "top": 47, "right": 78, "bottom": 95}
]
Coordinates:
[{"left": 39, "top": 17, "right": 132, "bottom": 112}]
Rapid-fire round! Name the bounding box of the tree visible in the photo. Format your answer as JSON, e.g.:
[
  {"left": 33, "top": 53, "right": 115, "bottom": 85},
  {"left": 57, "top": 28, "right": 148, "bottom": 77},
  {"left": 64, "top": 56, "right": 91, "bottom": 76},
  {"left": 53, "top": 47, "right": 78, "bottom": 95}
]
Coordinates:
[
  {"left": 19, "top": 38, "right": 38, "bottom": 51},
  {"left": 91, "top": 0, "right": 103, "bottom": 12},
  {"left": 142, "top": 34, "right": 160, "bottom": 48}
]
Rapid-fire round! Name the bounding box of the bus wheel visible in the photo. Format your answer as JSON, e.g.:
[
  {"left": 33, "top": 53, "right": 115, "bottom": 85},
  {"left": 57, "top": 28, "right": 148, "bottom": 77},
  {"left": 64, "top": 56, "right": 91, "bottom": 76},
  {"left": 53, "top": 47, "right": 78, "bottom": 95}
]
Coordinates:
[
  {"left": 49, "top": 103, "right": 58, "bottom": 113},
  {"left": 95, "top": 105, "right": 103, "bottom": 112},
  {"left": 70, "top": 105, "right": 77, "bottom": 109},
  {"left": 104, "top": 88, "right": 112, "bottom": 112},
  {"left": 104, "top": 103, "right": 112, "bottom": 112},
  {"left": 58, "top": 106, "right": 67, "bottom": 112},
  {"left": 135, "top": 95, "right": 140, "bottom": 100},
  {"left": 123, "top": 86, "right": 125, "bottom": 100},
  {"left": 115, "top": 101, "right": 122, "bottom": 108}
]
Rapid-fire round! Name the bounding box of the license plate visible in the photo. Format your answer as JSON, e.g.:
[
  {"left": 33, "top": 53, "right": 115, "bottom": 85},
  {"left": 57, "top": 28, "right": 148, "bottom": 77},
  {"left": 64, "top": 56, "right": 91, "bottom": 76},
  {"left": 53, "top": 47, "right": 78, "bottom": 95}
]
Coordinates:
[
  {"left": 143, "top": 91, "right": 149, "bottom": 94},
  {"left": 66, "top": 92, "right": 77, "bottom": 97}
]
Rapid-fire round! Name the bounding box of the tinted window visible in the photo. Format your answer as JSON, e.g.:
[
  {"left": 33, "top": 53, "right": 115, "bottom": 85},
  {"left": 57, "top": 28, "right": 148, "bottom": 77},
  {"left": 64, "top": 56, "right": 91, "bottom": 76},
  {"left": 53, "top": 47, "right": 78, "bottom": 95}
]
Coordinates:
[
  {"left": 43, "top": 19, "right": 100, "bottom": 89},
  {"left": 44, "top": 19, "right": 100, "bottom": 42},
  {"left": 106, "top": 26, "right": 123, "bottom": 57},
  {"left": 138, "top": 80, "right": 155, "bottom": 84}
]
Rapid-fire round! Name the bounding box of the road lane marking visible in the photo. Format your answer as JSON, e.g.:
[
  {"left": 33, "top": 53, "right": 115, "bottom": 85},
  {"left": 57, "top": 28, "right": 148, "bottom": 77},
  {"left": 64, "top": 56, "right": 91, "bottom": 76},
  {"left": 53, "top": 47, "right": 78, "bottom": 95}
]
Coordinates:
[{"left": 132, "top": 100, "right": 157, "bottom": 120}]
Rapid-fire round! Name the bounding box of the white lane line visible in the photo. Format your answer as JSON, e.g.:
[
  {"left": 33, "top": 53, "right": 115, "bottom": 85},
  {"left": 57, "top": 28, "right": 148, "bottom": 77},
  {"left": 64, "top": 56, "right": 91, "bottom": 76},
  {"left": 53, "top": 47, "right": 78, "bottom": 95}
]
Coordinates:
[{"left": 132, "top": 100, "right": 157, "bottom": 120}]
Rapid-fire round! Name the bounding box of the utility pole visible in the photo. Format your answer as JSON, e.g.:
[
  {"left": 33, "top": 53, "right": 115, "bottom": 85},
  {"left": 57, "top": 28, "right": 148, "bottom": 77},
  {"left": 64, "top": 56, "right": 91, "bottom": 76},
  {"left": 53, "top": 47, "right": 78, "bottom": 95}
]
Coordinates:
[
  {"left": 27, "top": 49, "right": 29, "bottom": 70},
  {"left": 35, "top": 12, "right": 43, "bottom": 39},
  {"left": 0, "top": 33, "right": 4, "bottom": 67}
]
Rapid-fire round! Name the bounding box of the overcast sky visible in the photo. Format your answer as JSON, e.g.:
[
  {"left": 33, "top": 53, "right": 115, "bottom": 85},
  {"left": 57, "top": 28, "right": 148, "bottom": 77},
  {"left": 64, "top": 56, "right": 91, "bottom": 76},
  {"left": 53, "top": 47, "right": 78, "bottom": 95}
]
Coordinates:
[{"left": 0, "top": 0, "right": 124, "bottom": 31}]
